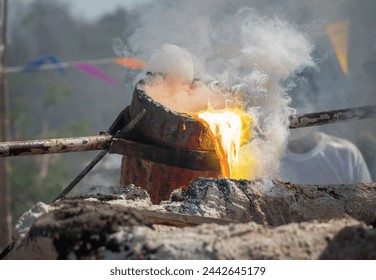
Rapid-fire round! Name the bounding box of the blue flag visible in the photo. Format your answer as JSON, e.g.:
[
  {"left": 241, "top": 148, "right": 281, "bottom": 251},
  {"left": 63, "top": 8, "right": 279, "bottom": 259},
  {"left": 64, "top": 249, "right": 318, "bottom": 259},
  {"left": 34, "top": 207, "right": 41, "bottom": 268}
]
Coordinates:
[{"left": 23, "top": 55, "right": 64, "bottom": 74}]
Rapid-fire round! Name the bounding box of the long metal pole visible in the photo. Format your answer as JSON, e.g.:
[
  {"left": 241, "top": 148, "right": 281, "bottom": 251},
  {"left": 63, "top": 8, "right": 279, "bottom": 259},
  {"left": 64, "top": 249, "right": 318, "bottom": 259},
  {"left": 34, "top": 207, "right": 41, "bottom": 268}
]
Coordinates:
[
  {"left": 0, "top": 0, "right": 12, "bottom": 250},
  {"left": 0, "top": 105, "right": 376, "bottom": 157},
  {"left": 289, "top": 105, "right": 376, "bottom": 129},
  {"left": 0, "top": 135, "right": 112, "bottom": 157}
]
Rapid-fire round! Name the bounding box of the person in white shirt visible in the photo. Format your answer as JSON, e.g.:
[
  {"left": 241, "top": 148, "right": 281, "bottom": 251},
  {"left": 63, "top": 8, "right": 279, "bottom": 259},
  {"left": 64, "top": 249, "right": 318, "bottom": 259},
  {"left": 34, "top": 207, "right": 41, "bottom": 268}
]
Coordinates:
[
  {"left": 281, "top": 128, "right": 372, "bottom": 184},
  {"left": 280, "top": 67, "right": 372, "bottom": 185}
]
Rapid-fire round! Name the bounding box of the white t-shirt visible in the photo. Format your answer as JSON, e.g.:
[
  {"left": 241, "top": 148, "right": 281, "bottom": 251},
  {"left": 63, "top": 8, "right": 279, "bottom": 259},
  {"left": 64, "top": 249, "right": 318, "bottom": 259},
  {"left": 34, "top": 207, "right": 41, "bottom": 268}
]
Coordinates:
[{"left": 280, "top": 132, "right": 372, "bottom": 184}]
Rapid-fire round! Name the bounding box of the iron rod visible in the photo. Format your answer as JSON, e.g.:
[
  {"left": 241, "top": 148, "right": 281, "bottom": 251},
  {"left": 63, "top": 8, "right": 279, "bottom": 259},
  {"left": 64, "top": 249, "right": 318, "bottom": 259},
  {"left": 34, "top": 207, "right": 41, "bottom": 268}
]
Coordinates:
[
  {"left": 289, "top": 105, "right": 376, "bottom": 129},
  {"left": 0, "top": 135, "right": 112, "bottom": 157}
]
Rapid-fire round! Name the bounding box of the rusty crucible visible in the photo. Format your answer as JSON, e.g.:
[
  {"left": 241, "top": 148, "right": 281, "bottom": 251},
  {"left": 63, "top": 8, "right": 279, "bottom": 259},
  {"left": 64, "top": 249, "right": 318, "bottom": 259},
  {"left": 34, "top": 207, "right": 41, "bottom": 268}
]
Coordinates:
[{"left": 117, "top": 74, "right": 221, "bottom": 204}]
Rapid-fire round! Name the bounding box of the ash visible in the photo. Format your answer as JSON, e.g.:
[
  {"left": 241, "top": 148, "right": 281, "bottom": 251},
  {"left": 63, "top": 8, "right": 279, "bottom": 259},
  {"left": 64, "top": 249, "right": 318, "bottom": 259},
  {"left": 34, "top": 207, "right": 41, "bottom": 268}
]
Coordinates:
[
  {"left": 5, "top": 179, "right": 376, "bottom": 260},
  {"left": 162, "top": 177, "right": 279, "bottom": 224},
  {"left": 163, "top": 178, "right": 253, "bottom": 222}
]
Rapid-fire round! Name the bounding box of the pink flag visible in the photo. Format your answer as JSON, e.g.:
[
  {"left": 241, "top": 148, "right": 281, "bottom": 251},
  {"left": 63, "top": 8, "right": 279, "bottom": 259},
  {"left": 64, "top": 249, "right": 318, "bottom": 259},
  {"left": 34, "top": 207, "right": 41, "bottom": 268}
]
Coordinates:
[{"left": 74, "top": 63, "right": 118, "bottom": 86}]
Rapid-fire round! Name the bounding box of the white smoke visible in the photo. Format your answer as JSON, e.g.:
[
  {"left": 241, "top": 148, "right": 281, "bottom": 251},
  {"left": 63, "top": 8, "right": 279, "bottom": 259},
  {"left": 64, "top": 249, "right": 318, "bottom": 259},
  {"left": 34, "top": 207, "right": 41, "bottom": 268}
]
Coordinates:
[
  {"left": 119, "top": 0, "right": 314, "bottom": 179},
  {"left": 147, "top": 44, "right": 195, "bottom": 83}
]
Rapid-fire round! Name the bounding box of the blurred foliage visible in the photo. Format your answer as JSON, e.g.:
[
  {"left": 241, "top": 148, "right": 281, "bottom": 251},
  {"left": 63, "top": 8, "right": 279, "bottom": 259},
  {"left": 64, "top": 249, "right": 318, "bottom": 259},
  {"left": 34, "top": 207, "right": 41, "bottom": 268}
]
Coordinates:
[
  {"left": 10, "top": 156, "right": 74, "bottom": 220},
  {"left": 7, "top": 0, "right": 139, "bottom": 223},
  {"left": 42, "top": 83, "right": 71, "bottom": 109}
]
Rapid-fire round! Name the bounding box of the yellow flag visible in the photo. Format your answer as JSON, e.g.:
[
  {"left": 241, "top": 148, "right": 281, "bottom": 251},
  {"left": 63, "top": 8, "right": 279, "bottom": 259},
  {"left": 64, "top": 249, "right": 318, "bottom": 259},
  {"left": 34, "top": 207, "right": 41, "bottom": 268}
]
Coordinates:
[{"left": 325, "top": 19, "right": 350, "bottom": 75}]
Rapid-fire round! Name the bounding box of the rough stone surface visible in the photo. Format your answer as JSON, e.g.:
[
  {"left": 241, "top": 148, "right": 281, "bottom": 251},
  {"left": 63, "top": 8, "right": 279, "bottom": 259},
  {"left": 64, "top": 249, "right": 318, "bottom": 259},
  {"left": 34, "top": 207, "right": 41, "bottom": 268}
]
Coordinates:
[
  {"left": 163, "top": 178, "right": 376, "bottom": 226},
  {"left": 4, "top": 180, "right": 376, "bottom": 260}
]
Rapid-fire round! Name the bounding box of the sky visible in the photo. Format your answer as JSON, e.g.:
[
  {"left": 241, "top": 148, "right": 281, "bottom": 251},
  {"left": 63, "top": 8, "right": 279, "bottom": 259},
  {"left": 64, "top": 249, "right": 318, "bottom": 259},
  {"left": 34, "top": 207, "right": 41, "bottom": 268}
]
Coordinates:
[
  {"left": 21, "top": 0, "right": 153, "bottom": 20},
  {"left": 64, "top": 0, "right": 153, "bottom": 20}
]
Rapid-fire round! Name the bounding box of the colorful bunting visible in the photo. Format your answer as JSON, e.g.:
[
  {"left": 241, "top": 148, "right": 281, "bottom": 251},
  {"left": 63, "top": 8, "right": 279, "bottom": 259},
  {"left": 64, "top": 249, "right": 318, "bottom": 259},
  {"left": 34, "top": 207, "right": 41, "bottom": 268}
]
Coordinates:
[
  {"left": 15, "top": 55, "right": 146, "bottom": 87},
  {"left": 73, "top": 63, "right": 118, "bottom": 86},
  {"left": 114, "top": 57, "right": 145, "bottom": 69},
  {"left": 23, "top": 55, "right": 64, "bottom": 74},
  {"left": 325, "top": 19, "right": 350, "bottom": 75}
]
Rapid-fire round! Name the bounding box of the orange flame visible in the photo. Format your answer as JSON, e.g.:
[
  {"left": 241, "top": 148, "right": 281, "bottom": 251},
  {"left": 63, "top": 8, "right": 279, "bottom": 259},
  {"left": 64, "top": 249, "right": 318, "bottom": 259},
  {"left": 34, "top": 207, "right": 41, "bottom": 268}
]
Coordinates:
[{"left": 193, "top": 107, "right": 253, "bottom": 179}]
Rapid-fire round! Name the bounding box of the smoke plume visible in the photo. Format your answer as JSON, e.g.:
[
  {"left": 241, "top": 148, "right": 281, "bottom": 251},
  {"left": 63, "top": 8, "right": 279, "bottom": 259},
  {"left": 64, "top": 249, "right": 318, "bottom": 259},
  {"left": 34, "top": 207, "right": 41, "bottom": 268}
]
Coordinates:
[{"left": 117, "top": 0, "right": 314, "bottom": 179}]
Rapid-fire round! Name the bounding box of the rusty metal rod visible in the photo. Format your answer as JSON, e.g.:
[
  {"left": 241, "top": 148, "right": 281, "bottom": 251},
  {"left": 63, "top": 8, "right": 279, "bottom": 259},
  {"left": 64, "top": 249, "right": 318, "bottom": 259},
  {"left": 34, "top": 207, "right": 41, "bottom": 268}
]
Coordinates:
[
  {"left": 0, "top": 109, "right": 147, "bottom": 158},
  {"left": 52, "top": 109, "right": 147, "bottom": 202},
  {"left": 1, "top": 105, "right": 376, "bottom": 158},
  {"left": 52, "top": 149, "right": 109, "bottom": 202},
  {"left": 109, "top": 138, "right": 220, "bottom": 171},
  {"left": 289, "top": 105, "right": 376, "bottom": 129},
  {"left": 0, "top": 135, "right": 112, "bottom": 157}
]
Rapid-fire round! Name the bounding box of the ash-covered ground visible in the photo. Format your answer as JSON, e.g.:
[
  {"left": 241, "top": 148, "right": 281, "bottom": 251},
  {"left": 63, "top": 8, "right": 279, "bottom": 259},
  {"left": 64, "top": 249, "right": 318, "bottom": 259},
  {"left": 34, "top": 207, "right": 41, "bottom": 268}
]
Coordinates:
[{"left": 4, "top": 178, "right": 376, "bottom": 260}]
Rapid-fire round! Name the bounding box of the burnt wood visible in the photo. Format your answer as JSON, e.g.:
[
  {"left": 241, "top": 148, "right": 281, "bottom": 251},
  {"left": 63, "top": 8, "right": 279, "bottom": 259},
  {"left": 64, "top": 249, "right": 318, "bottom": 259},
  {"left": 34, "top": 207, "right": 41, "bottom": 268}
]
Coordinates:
[{"left": 135, "top": 208, "right": 234, "bottom": 227}]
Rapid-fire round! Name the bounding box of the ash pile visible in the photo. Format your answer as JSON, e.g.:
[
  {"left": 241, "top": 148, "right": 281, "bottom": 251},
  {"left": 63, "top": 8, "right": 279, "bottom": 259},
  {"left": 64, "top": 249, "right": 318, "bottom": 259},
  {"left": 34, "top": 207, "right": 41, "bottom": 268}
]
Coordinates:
[{"left": 4, "top": 178, "right": 376, "bottom": 260}]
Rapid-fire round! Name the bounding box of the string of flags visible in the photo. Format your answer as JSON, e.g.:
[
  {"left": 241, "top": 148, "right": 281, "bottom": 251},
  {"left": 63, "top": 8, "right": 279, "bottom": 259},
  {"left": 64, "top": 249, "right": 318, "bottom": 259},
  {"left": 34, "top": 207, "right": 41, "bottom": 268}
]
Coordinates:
[
  {"left": 4, "top": 55, "right": 146, "bottom": 86},
  {"left": 5, "top": 20, "right": 349, "bottom": 86}
]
